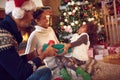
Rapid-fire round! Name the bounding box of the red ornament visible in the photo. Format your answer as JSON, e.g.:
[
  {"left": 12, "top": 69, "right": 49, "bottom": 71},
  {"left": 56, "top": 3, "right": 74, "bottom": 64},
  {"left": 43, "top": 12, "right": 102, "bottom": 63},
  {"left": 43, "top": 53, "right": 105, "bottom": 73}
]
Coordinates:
[
  {"left": 84, "top": 13, "right": 87, "bottom": 17},
  {"left": 72, "top": 13, "right": 75, "bottom": 16}
]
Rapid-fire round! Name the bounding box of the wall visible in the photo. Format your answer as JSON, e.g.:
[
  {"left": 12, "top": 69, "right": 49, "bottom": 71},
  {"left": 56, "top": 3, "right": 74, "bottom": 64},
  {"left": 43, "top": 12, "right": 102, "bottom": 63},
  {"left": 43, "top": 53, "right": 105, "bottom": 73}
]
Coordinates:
[
  {"left": 0, "top": 0, "right": 6, "bottom": 8},
  {"left": 42, "top": 0, "right": 61, "bottom": 27}
]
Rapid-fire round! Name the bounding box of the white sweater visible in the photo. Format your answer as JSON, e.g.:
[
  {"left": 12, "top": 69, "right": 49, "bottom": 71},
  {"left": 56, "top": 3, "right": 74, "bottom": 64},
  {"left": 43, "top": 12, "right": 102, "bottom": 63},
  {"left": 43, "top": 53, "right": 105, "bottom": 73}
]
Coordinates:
[
  {"left": 25, "top": 25, "right": 59, "bottom": 68},
  {"left": 70, "top": 33, "right": 90, "bottom": 61},
  {"left": 25, "top": 25, "right": 59, "bottom": 54}
]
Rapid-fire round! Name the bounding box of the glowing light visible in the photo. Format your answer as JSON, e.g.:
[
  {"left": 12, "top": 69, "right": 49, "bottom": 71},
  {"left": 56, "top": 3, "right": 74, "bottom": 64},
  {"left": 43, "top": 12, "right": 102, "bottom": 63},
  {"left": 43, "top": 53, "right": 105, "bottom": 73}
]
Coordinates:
[{"left": 22, "top": 32, "right": 29, "bottom": 41}]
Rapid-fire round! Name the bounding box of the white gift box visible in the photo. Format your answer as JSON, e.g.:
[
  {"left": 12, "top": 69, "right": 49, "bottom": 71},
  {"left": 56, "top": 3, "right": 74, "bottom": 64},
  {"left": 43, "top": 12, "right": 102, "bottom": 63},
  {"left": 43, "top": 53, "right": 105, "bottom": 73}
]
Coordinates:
[
  {"left": 94, "top": 48, "right": 109, "bottom": 56},
  {"left": 95, "top": 54, "right": 103, "bottom": 60},
  {"left": 115, "top": 47, "right": 120, "bottom": 53},
  {"left": 93, "top": 45, "right": 105, "bottom": 49}
]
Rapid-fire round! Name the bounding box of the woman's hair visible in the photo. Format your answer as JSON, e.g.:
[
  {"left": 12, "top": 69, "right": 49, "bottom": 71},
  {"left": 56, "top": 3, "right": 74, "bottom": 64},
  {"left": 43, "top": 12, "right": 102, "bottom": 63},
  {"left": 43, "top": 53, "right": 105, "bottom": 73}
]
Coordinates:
[
  {"left": 33, "top": 6, "right": 51, "bottom": 19},
  {"left": 32, "top": 6, "right": 51, "bottom": 25}
]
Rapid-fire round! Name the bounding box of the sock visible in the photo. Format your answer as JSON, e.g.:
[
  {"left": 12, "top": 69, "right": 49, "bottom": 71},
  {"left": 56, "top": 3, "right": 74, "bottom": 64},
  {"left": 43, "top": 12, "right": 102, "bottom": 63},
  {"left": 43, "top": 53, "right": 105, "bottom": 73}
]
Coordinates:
[
  {"left": 76, "top": 67, "right": 91, "bottom": 80},
  {"left": 60, "top": 68, "right": 71, "bottom": 80}
]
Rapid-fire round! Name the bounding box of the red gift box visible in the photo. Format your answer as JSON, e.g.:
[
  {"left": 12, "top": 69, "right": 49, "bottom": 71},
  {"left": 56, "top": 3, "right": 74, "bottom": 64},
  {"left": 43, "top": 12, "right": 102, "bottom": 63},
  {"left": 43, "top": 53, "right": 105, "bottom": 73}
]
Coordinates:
[{"left": 107, "top": 46, "right": 120, "bottom": 54}]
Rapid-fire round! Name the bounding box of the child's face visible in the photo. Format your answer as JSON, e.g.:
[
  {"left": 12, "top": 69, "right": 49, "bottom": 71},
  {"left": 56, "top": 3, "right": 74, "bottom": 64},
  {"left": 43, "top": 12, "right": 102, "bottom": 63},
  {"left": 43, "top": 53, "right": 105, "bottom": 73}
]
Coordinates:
[{"left": 77, "top": 25, "right": 87, "bottom": 34}]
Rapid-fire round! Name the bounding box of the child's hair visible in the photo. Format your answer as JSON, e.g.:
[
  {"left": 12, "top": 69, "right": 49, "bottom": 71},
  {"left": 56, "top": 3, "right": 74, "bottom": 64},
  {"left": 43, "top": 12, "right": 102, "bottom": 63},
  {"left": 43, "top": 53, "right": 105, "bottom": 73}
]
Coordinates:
[
  {"left": 32, "top": 6, "right": 51, "bottom": 25},
  {"left": 86, "top": 22, "right": 98, "bottom": 47}
]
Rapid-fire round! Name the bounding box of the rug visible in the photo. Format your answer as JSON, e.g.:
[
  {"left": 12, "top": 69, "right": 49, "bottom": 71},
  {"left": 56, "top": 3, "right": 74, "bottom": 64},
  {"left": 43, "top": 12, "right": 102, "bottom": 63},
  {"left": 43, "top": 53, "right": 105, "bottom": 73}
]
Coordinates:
[{"left": 91, "top": 61, "right": 120, "bottom": 80}]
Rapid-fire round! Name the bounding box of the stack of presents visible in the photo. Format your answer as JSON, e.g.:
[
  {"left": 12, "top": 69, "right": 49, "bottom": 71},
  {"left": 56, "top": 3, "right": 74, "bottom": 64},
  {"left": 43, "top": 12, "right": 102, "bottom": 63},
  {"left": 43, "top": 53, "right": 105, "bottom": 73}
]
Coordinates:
[{"left": 88, "top": 44, "right": 120, "bottom": 61}]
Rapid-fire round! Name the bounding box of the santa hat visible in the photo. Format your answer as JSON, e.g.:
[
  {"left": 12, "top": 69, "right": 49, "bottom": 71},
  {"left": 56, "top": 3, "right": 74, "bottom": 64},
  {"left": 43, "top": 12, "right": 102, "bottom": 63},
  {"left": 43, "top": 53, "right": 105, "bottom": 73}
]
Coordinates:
[{"left": 5, "top": 0, "right": 36, "bottom": 19}]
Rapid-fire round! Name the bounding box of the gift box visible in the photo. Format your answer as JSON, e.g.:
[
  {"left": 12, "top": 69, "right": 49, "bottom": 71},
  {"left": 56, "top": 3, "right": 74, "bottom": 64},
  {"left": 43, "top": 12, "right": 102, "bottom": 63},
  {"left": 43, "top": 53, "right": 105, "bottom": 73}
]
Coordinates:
[
  {"left": 107, "top": 46, "right": 120, "bottom": 54},
  {"left": 94, "top": 48, "right": 109, "bottom": 56},
  {"left": 95, "top": 54, "right": 103, "bottom": 60},
  {"left": 115, "top": 47, "right": 120, "bottom": 53},
  {"left": 93, "top": 44, "right": 109, "bottom": 56},
  {"left": 93, "top": 45, "right": 105, "bottom": 49}
]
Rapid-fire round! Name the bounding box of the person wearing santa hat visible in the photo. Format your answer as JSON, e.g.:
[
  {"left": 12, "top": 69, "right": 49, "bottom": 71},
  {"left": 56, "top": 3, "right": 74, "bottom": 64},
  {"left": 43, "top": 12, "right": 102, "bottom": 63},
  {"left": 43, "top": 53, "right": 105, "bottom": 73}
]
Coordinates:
[{"left": 0, "top": 0, "right": 58, "bottom": 80}]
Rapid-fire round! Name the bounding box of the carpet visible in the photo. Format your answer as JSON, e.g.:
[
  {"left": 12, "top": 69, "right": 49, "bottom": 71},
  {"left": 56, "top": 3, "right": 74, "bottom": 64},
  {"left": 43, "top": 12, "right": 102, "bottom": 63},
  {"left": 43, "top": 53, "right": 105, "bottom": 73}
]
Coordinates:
[{"left": 91, "top": 61, "right": 120, "bottom": 80}]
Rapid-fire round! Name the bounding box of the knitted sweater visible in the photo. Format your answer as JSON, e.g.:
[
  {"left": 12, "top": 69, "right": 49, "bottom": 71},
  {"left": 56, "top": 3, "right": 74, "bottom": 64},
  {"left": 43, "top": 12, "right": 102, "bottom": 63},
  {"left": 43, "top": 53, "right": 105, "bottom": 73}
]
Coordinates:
[
  {"left": 0, "top": 15, "right": 42, "bottom": 80},
  {"left": 25, "top": 25, "right": 59, "bottom": 54},
  {"left": 25, "top": 25, "right": 59, "bottom": 69}
]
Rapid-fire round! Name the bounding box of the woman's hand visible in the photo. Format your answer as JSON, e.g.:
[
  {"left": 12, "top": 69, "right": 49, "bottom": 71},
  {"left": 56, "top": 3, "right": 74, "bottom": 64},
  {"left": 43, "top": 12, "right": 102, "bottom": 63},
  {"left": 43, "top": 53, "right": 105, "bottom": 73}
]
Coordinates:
[{"left": 38, "top": 44, "right": 58, "bottom": 60}]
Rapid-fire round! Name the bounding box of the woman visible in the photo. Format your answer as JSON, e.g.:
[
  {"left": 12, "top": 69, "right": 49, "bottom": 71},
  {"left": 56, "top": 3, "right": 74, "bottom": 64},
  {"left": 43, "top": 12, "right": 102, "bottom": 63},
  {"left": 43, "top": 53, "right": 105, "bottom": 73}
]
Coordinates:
[{"left": 25, "top": 7, "right": 59, "bottom": 69}]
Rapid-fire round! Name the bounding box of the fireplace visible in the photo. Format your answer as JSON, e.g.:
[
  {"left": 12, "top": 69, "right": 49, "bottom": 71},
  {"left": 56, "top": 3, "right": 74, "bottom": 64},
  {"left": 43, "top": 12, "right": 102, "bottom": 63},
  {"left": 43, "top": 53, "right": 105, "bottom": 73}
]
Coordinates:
[{"left": 18, "top": 26, "right": 35, "bottom": 54}]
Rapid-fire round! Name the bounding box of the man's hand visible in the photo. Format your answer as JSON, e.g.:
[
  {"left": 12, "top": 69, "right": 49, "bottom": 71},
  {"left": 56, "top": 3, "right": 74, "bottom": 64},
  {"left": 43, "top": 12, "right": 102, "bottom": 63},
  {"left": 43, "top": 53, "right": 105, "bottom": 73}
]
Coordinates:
[{"left": 27, "top": 49, "right": 39, "bottom": 60}]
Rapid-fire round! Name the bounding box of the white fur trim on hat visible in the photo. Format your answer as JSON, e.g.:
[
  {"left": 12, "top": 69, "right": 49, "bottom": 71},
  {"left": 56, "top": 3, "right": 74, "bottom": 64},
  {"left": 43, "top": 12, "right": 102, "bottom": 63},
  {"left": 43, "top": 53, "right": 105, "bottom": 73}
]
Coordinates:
[
  {"left": 5, "top": 0, "right": 15, "bottom": 14},
  {"left": 5, "top": 0, "right": 36, "bottom": 19},
  {"left": 12, "top": 7, "right": 25, "bottom": 19},
  {"left": 21, "top": 0, "right": 36, "bottom": 11}
]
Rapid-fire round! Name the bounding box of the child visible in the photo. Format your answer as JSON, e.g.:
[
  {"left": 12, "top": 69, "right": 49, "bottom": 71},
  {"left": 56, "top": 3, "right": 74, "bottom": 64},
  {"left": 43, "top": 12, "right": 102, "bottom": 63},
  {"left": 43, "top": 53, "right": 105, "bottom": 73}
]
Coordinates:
[{"left": 55, "top": 24, "right": 91, "bottom": 80}]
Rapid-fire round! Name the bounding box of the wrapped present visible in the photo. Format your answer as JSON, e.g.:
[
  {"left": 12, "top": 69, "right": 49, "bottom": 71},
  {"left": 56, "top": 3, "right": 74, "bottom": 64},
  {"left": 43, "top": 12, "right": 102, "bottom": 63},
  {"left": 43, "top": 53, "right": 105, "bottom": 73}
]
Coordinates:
[
  {"left": 95, "top": 54, "right": 103, "bottom": 60},
  {"left": 93, "top": 45, "right": 105, "bottom": 49},
  {"left": 115, "top": 47, "right": 120, "bottom": 54},
  {"left": 94, "top": 48, "right": 109, "bottom": 56},
  {"left": 42, "top": 40, "right": 72, "bottom": 54},
  {"left": 107, "top": 46, "right": 119, "bottom": 54}
]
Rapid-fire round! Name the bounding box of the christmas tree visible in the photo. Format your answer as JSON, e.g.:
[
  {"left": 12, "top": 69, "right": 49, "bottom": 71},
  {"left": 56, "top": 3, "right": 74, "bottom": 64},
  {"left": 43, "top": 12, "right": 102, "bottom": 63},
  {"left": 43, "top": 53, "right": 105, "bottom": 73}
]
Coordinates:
[
  {"left": 97, "top": 25, "right": 107, "bottom": 44},
  {"left": 55, "top": 0, "right": 106, "bottom": 44}
]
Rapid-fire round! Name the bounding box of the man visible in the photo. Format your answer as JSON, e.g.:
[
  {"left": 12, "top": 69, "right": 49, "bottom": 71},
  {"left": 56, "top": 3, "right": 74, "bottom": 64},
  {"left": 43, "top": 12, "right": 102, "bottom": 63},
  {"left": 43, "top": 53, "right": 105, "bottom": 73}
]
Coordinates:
[{"left": 0, "top": 0, "right": 57, "bottom": 80}]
